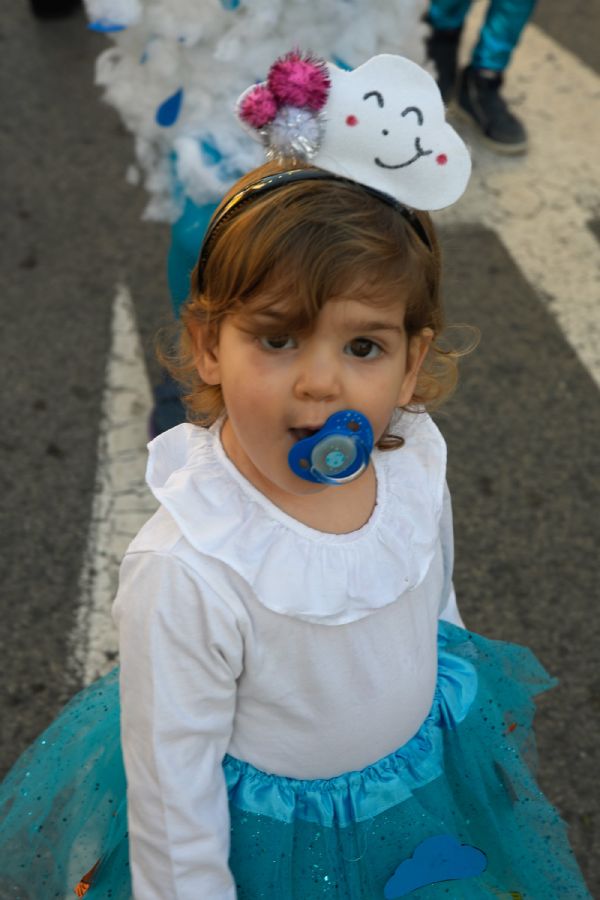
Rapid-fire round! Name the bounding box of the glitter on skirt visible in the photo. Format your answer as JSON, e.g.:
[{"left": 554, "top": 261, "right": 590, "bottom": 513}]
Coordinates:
[{"left": 0, "top": 623, "right": 592, "bottom": 899}]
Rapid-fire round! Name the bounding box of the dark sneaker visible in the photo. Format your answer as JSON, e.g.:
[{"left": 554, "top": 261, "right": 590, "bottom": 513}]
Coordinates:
[
  {"left": 423, "top": 17, "right": 462, "bottom": 104},
  {"left": 29, "top": 0, "right": 80, "bottom": 17},
  {"left": 456, "top": 65, "right": 528, "bottom": 154}
]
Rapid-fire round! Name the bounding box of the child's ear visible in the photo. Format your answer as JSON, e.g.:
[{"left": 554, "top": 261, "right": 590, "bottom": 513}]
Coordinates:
[
  {"left": 194, "top": 324, "right": 222, "bottom": 386},
  {"left": 396, "top": 328, "right": 434, "bottom": 407}
]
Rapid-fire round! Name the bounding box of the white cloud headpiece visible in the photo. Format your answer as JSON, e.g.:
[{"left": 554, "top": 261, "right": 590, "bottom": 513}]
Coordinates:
[{"left": 237, "top": 51, "right": 471, "bottom": 212}]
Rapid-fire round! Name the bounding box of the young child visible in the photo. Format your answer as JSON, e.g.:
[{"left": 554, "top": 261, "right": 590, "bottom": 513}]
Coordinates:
[
  {"left": 0, "top": 52, "right": 591, "bottom": 900},
  {"left": 82, "top": 0, "right": 428, "bottom": 436}
]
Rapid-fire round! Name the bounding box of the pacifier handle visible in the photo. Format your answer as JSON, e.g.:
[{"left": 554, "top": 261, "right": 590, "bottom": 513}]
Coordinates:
[{"left": 288, "top": 410, "right": 374, "bottom": 485}]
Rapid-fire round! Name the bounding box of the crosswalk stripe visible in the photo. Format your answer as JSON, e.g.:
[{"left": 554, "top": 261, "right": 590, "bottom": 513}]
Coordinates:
[
  {"left": 71, "top": 285, "right": 155, "bottom": 685},
  {"left": 438, "top": 7, "right": 600, "bottom": 387}
]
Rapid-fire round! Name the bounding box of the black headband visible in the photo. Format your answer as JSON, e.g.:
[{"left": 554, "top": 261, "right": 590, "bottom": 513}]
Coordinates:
[{"left": 196, "top": 168, "right": 432, "bottom": 291}]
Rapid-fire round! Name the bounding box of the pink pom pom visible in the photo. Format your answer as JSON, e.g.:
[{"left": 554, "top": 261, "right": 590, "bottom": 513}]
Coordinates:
[
  {"left": 239, "top": 85, "right": 278, "bottom": 129},
  {"left": 267, "top": 51, "right": 331, "bottom": 111}
]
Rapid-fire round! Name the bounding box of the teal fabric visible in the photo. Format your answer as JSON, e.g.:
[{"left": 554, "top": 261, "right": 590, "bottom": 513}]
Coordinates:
[
  {"left": 428, "top": 0, "right": 537, "bottom": 70},
  {"left": 0, "top": 624, "right": 591, "bottom": 899},
  {"left": 167, "top": 197, "right": 218, "bottom": 316},
  {"left": 224, "top": 639, "right": 478, "bottom": 828},
  {"left": 0, "top": 669, "right": 127, "bottom": 899}
]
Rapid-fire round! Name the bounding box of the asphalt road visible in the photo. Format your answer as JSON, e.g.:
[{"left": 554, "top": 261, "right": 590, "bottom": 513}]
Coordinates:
[{"left": 1, "top": 1, "right": 599, "bottom": 894}]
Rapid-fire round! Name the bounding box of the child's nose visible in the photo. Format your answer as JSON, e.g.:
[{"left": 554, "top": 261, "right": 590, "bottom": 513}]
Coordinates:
[{"left": 293, "top": 349, "right": 341, "bottom": 401}]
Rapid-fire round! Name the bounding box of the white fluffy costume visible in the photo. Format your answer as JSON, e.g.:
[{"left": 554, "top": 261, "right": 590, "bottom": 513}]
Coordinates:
[{"left": 83, "top": 0, "right": 428, "bottom": 221}]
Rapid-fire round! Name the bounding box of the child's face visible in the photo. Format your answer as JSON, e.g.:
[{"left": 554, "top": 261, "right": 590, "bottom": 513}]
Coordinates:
[{"left": 196, "top": 292, "right": 431, "bottom": 501}]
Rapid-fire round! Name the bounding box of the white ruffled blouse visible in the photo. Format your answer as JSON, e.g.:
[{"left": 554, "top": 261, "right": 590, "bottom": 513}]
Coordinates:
[{"left": 113, "top": 413, "right": 463, "bottom": 900}]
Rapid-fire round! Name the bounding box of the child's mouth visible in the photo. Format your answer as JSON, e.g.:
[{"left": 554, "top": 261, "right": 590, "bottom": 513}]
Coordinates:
[{"left": 289, "top": 426, "right": 321, "bottom": 442}]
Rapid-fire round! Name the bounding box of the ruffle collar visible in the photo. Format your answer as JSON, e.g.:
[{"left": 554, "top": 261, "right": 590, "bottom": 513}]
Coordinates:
[{"left": 146, "top": 413, "right": 446, "bottom": 625}]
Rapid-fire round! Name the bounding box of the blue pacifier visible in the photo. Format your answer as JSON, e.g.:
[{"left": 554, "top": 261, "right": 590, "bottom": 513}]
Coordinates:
[{"left": 288, "top": 410, "right": 374, "bottom": 485}]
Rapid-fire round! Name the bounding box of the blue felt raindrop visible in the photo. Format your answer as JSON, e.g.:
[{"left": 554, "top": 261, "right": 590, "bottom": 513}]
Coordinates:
[
  {"left": 200, "top": 139, "right": 223, "bottom": 166},
  {"left": 156, "top": 88, "right": 184, "bottom": 128},
  {"left": 88, "top": 19, "right": 126, "bottom": 32},
  {"left": 331, "top": 55, "right": 353, "bottom": 72}
]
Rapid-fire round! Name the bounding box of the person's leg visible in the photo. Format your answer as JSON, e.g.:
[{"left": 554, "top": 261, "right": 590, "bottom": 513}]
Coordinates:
[
  {"left": 427, "top": 0, "right": 472, "bottom": 30},
  {"left": 150, "top": 198, "right": 218, "bottom": 438},
  {"left": 457, "top": 0, "right": 537, "bottom": 153},
  {"left": 167, "top": 198, "right": 218, "bottom": 318},
  {"left": 425, "top": 0, "right": 473, "bottom": 102},
  {"left": 472, "top": 0, "right": 537, "bottom": 72}
]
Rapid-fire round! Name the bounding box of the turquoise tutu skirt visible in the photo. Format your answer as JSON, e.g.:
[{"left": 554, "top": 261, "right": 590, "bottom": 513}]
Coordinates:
[{"left": 0, "top": 623, "right": 591, "bottom": 899}]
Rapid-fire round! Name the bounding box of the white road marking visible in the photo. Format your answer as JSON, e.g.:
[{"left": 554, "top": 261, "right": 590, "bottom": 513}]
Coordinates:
[
  {"left": 438, "top": 3, "right": 600, "bottom": 386},
  {"left": 71, "top": 285, "right": 156, "bottom": 685}
]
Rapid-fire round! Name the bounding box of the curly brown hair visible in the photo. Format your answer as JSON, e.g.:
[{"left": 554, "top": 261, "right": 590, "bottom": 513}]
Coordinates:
[{"left": 161, "top": 160, "right": 468, "bottom": 448}]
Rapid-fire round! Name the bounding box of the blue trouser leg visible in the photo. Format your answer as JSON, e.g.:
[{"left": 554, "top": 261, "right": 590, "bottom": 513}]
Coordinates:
[
  {"left": 471, "top": 0, "right": 537, "bottom": 70},
  {"left": 428, "top": 0, "right": 472, "bottom": 31},
  {"left": 429, "top": 0, "right": 537, "bottom": 70},
  {"left": 152, "top": 197, "right": 219, "bottom": 436},
  {"left": 167, "top": 197, "right": 219, "bottom": 318}
]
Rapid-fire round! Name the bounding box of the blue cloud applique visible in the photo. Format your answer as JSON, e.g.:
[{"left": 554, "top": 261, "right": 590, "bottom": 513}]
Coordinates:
[{"left": 384, "top": 834, "right": 487, "bottom": 898}]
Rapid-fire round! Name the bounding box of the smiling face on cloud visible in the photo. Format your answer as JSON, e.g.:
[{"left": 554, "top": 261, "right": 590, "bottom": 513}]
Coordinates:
[
  {"left": 314, "top": 55, "right": 471, "bottom": 211},
  {"left": 237, "top": 51, "right": 471, "bottom": 212}
]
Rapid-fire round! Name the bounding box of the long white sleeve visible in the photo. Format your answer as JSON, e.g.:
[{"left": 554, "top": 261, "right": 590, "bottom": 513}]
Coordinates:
[
  {"left": 438, "top": 482, "right": 465, "bottom": 628},
  {"left": 113, "top": 550, "right": 244, "bottom": 900}
]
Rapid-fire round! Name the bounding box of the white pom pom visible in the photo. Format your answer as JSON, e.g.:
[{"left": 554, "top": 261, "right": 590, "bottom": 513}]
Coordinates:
[{"left": 267, "top": 107, "right": 323, "bottom": 160}]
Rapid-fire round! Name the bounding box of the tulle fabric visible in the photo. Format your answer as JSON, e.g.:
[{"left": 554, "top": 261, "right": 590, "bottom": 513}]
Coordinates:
[
  {"left": 0, "top": 623, "right": 591, "bottom": 899},
  {"left": 0, "top": 669, "right": 127, "bottom": 899}
]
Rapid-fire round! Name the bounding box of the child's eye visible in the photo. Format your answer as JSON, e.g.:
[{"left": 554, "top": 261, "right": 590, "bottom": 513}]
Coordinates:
[
  {"left": 258, "top": 335, "right": 297, "bottom": 351},
  {"left": 345, "top": 338, "right": 382, "bottom": 359}
]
